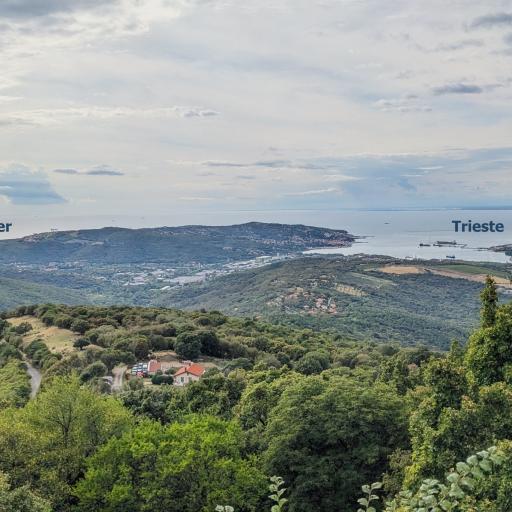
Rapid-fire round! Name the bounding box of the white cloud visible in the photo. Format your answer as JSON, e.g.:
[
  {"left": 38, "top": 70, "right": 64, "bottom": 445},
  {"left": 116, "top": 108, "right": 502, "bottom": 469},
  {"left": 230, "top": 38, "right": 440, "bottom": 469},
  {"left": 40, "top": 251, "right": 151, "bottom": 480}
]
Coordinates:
[
  {"left": 283, "top": 188, "right": 338, "bottom": 197},
  {"left": 1, "top": 0, "right": 512, "bottom": 215}
]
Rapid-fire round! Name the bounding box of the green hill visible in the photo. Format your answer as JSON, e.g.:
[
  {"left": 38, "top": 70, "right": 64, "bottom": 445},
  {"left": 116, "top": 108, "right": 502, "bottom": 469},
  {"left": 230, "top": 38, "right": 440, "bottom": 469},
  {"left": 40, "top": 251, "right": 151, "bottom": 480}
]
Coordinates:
[
  {"left": 0, "top": 223, "right": 353, "bottom": 265},
  {"left": 155, "top": 256, "right": 500, "bottom": 348}
]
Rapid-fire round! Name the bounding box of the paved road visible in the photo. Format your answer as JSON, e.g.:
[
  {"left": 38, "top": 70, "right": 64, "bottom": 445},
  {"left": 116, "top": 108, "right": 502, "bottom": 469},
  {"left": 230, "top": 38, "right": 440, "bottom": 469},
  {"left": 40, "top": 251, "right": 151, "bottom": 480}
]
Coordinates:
[
  {"left": 25, "top": 360, "right": 42, "bottom": 398},
  {"left": 112, "top": 365, "right": 127, "bottom": 392}
]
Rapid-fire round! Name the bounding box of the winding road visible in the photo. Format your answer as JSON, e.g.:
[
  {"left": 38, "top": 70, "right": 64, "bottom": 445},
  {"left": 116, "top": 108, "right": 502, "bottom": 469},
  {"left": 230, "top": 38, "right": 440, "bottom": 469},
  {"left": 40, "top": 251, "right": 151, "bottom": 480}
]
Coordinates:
[
  {"left": 112, "top": 365, "right": 127, "bottom": 392},
  {"left": 25, "top": 359, "right": 42, "bottom": 398}
]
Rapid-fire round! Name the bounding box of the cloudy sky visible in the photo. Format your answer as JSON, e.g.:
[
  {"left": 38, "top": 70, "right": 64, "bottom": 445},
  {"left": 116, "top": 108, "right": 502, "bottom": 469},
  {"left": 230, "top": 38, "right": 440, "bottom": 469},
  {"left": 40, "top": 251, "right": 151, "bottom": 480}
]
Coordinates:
[{"left": 1, "top": 0, "right": 512, "bottom": 229}]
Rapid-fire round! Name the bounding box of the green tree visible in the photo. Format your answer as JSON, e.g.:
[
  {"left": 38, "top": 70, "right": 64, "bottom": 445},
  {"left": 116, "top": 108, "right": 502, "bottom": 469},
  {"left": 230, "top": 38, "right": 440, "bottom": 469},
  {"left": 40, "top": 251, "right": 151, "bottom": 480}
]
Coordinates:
[
  {"left": 175, "top": 332, "right": 202, "bottom": 360},
  {"left": 264, "top": 375, "right": 408, "bottom": 512},
  {"left": 73, "top": 338, "right": 90, "bottom": 351},
  {"left": 0, "top": 375, "right": 132, "bottom": 510},
  {"left": 70, "top": 319, "right": 91, "bottom": 335},
  {"left": 481, "top": 275, "right": 498, "bottom": 328},
  {"left": 294, "top": 351, "right": 330, "bottom": 375},
  {"left": 406, "top": 382, "right": 512, "bottom": 487},
  {"left": 79, "top": 361, "right": 108, "bottom": 383},
  {"left": 75, "top": 415, "right": 267, "bottom": 512},
  {"left": 0, "top": 472, "right": 51, "bottom": 512},
  {"left": 465, "top": 303, "right": 512, "bottom": 386}
]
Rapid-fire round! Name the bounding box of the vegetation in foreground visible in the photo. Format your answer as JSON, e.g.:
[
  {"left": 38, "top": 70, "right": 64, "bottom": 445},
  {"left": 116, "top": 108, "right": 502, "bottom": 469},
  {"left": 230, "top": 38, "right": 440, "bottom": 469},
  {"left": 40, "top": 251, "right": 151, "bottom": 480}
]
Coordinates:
[{"left": 0, "top": 277, "right": 512, "bottom": 510}]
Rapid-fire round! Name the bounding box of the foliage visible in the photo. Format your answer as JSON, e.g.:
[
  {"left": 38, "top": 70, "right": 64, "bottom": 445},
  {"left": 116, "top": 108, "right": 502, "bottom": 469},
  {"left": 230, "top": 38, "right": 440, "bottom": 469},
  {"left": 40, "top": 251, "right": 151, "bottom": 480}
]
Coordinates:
[
  {"left": 464, "top": 303, "right": 512, "bottom": 386},
  {"left": 73, "top": 338, "right": 90, "bottom": 351},
  {"left": 0, "top": 472, "right": 51, "bottom": 512},
  {"left": 175, "top": 331, "right": 202, "bottom": 359},
  {"left": 480, "top": 276, "right": 498, "bottom": 328},
  {"left": 359, "top": 446, "right": 505, "bottom": 511},
  {"left": 0, "top": 359, "right": 31, "bottom": 409},
  {"left": 0, "top": 375, "right": 132, "bottom": 510},
  {"left": 264, "top": 375, "right": 408, "bottom": 512},
  {"left": 74, "top": 415, "right": 268, "bottom": 512}
]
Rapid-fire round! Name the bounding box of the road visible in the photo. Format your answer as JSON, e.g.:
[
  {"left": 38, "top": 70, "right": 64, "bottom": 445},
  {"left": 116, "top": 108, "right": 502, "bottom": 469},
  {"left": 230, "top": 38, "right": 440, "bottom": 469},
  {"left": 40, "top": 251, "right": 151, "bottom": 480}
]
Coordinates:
[
  {"left": 112, "top": 365, "right": 127, "bottom": 392},
  {"left": 25, "top": 359, "right": 42, "bottom": 398}
]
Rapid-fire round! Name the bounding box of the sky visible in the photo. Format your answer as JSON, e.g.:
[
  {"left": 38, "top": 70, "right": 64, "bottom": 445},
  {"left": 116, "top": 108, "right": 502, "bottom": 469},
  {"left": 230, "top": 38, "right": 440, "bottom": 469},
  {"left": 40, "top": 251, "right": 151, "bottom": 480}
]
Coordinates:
[{"left": 1, "top": 0, "right": 512, "bottom": 231}]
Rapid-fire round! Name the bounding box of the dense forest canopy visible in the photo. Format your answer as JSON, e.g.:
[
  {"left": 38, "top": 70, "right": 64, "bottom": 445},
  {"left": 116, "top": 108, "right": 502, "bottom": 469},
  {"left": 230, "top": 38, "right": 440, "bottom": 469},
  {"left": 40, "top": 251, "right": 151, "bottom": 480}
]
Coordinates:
[{"left": 0, "top": 278, "right": 512, "bottom": 511}]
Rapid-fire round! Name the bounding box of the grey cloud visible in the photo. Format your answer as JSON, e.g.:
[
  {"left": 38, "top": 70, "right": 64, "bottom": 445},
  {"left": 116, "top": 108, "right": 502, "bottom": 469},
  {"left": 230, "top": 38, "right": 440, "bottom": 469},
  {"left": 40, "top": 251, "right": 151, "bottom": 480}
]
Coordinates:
[
  {"left": 432, "top": 83, "right": 483, "bottom": 95},
  {"left": 283, "top": 188, "right": 337, "bottom": 197},
  {"left": 53, "top": 168, "right": 80, "bottom": 175},
  {"left": 374, "top": 98, "right": 432, "bottom": 112},
  {"left": 435, "top": 39, "right": 484, "bottom": 51},
  {"left": 202, "top": 159, "right": 319, "bottom": 170},
  {"left": 174, "top": 107, "right": 220, "bottom": 119},
  {"left": 0, "top": 165, "right": 65, "bottom": 204},
  {"left": 85, "top": 167, "right": 124, "bottom": 176},
  {"left": 470, "top": 12, "right": 512, "bottom": 29},
  {"left": 0, "top": 117, "right": 36, "bottom": 127},
  {"left": 53, "top": 165, "right": 124, "bottom": 176},
  {"left": 0, "top": 0, "right": 117, "bottom": 19}
]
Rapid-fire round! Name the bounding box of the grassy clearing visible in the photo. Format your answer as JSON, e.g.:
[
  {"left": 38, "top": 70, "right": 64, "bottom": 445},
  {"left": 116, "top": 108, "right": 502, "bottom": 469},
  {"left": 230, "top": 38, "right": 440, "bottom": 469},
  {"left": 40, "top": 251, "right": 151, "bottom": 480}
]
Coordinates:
[
  {"left": 429, "top": 263, "right": 510, "bottom": 279},
  {"left": 8, "top": 315, "right": 78, "bottom": 354}
]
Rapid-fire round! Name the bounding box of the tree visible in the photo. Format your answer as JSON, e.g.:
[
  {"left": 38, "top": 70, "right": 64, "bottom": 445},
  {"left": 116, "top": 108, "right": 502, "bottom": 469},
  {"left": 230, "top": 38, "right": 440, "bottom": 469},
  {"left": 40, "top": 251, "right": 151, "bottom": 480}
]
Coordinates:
[
  {"left": 120, "top": 386, "right": 180, "bottom": 423},
  {"left": 481, "top": 275, "right": 498, "bottom": 328},
  {"left": 14, "top": 322, "right": 32, "bottom": 335},
  {"left": 130, "top": 336, "right": 150, "bottom": 359},
  {"left": 198, "top": 330, "right": 222, "bottom": 357},
  {"left": 73, "top": 338, "right": 90, "bottom": 351},
  {"left": 175, "top": 332, "right": 202, "bottom": 360},
  {"left": 0, "top": 376, "right": 132, "bottom": 510},
  {"left": 70, "top": 319, "right": 91, "bottom": 335},
  {"left": 0, "top": 472, "right": 51, "bottom": 512},
  {"left": 465, "top": 303, "right": 512, "bottom": 386},
  {"left": 151, "top": 373, "right": 173, "bottom": 385},
  {"left": 406, "top": 381, "right": 512, "bottom": 487},
  {"left": 79, "top": 361, "right": 108, "bottom": 383},
  {"left": 264, "top": 375, "right": 408, "bottom": 512},
  {"left": 294, "top": 351, "right": 330, "bottom": 375},
  {"left": 75, "top": 415, "right": 267, "bottom": 512}
]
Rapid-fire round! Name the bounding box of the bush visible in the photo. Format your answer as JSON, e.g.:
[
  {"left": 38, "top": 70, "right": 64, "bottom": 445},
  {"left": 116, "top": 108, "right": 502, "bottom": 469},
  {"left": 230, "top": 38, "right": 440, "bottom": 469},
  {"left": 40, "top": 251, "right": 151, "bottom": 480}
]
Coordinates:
[
  {"left": 70, "top": 319, "right": 91, "bottom": 335},
  {"left": 175, "top": 333, "right": 202, "bottom": 360},
  {"left": 14, "top": 322, "right": 32, "bottom": 335},
  {"left": 73, "top": 338, "right": 91, "bottom": 351},
  {"left": 151, "top": 374, "right": 173, "bottom": 385},
  {"left": 55, "top": 315, "right": 73, "bottom": 329},
  {"left": 100, "top": 350, "right": 136, "bottom": 370},
  {"left": 80, "top": 361, "right": 108, "bottom": 383}
]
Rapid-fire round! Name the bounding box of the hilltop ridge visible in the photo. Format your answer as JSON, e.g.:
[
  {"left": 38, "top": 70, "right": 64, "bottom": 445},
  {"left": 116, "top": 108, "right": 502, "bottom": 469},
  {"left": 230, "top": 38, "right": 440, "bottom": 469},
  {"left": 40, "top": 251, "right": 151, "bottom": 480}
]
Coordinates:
[{"left": 0, "top": 222, "right": 354, "bottom": 265}]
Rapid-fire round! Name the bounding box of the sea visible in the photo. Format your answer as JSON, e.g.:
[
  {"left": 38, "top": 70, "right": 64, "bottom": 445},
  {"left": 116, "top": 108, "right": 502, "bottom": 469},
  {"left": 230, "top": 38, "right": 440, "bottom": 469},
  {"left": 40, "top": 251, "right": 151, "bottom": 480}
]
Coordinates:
[{"left": 6, "top": 209, "right": 512, "bottom": 264}]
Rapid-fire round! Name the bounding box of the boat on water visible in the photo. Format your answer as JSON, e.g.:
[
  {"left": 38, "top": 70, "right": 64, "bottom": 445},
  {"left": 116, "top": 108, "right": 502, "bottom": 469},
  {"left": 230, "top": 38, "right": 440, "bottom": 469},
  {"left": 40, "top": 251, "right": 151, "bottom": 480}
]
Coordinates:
[
  {"left": 446, "top": 255, "right": 456, "bottom": 259},
  {"left": 419, "top": 243, "right": 431, "bottom": 247},
  {"left": 434, "top": 240, "right": 457, "bottom": 246}
]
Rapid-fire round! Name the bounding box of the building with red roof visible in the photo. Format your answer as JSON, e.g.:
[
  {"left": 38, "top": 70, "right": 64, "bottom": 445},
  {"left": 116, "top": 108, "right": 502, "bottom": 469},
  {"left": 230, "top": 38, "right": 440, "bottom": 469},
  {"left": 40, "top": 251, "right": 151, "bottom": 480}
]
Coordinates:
[{"left": 174, "top": 363, "right": 206, "bottom": 386}]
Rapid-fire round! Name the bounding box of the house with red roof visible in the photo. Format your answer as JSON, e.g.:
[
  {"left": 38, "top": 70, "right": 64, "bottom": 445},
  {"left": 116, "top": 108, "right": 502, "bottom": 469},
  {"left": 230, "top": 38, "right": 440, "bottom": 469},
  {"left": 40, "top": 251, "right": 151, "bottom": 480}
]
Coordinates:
[{"left": 174, "top": 363, "right": 206, "bottom": 386}]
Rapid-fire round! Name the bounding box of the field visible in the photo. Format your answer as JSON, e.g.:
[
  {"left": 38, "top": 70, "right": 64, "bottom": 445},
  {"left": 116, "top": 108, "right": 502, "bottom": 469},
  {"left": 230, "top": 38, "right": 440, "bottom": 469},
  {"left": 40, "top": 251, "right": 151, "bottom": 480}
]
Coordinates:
[
  {"left": 8, "top": 316, "right": 79, "bottom": 354},
  {"left": 378, "top": 263, "right": 512, "bottom": 288}
]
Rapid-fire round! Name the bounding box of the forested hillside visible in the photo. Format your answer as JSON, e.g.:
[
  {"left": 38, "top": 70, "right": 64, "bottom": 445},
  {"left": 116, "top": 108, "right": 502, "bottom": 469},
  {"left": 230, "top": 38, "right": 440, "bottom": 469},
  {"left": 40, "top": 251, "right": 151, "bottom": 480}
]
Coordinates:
[
  {"left": 0, "top": 252, "right": 505, "bottom": 349},
  {"left": 1, "top": 279, "right": 512, "bottom": 511},
  {"left": 158, "top": 256, "right": 505, "bottom": 348}
]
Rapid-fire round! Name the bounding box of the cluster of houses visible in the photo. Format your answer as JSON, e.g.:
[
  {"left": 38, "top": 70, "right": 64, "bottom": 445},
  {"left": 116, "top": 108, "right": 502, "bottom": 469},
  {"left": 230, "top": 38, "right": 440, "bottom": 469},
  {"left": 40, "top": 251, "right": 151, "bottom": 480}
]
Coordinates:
[{"left": 130, "top": 359, "right": 206, "bottom": 386}]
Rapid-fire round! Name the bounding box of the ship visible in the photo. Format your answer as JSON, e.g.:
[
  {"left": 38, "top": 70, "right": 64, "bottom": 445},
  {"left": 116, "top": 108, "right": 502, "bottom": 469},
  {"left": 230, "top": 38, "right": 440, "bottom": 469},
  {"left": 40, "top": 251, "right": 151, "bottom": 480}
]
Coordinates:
[{"left": 434, "top": 240, "right": 457, "bottom": 246}]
